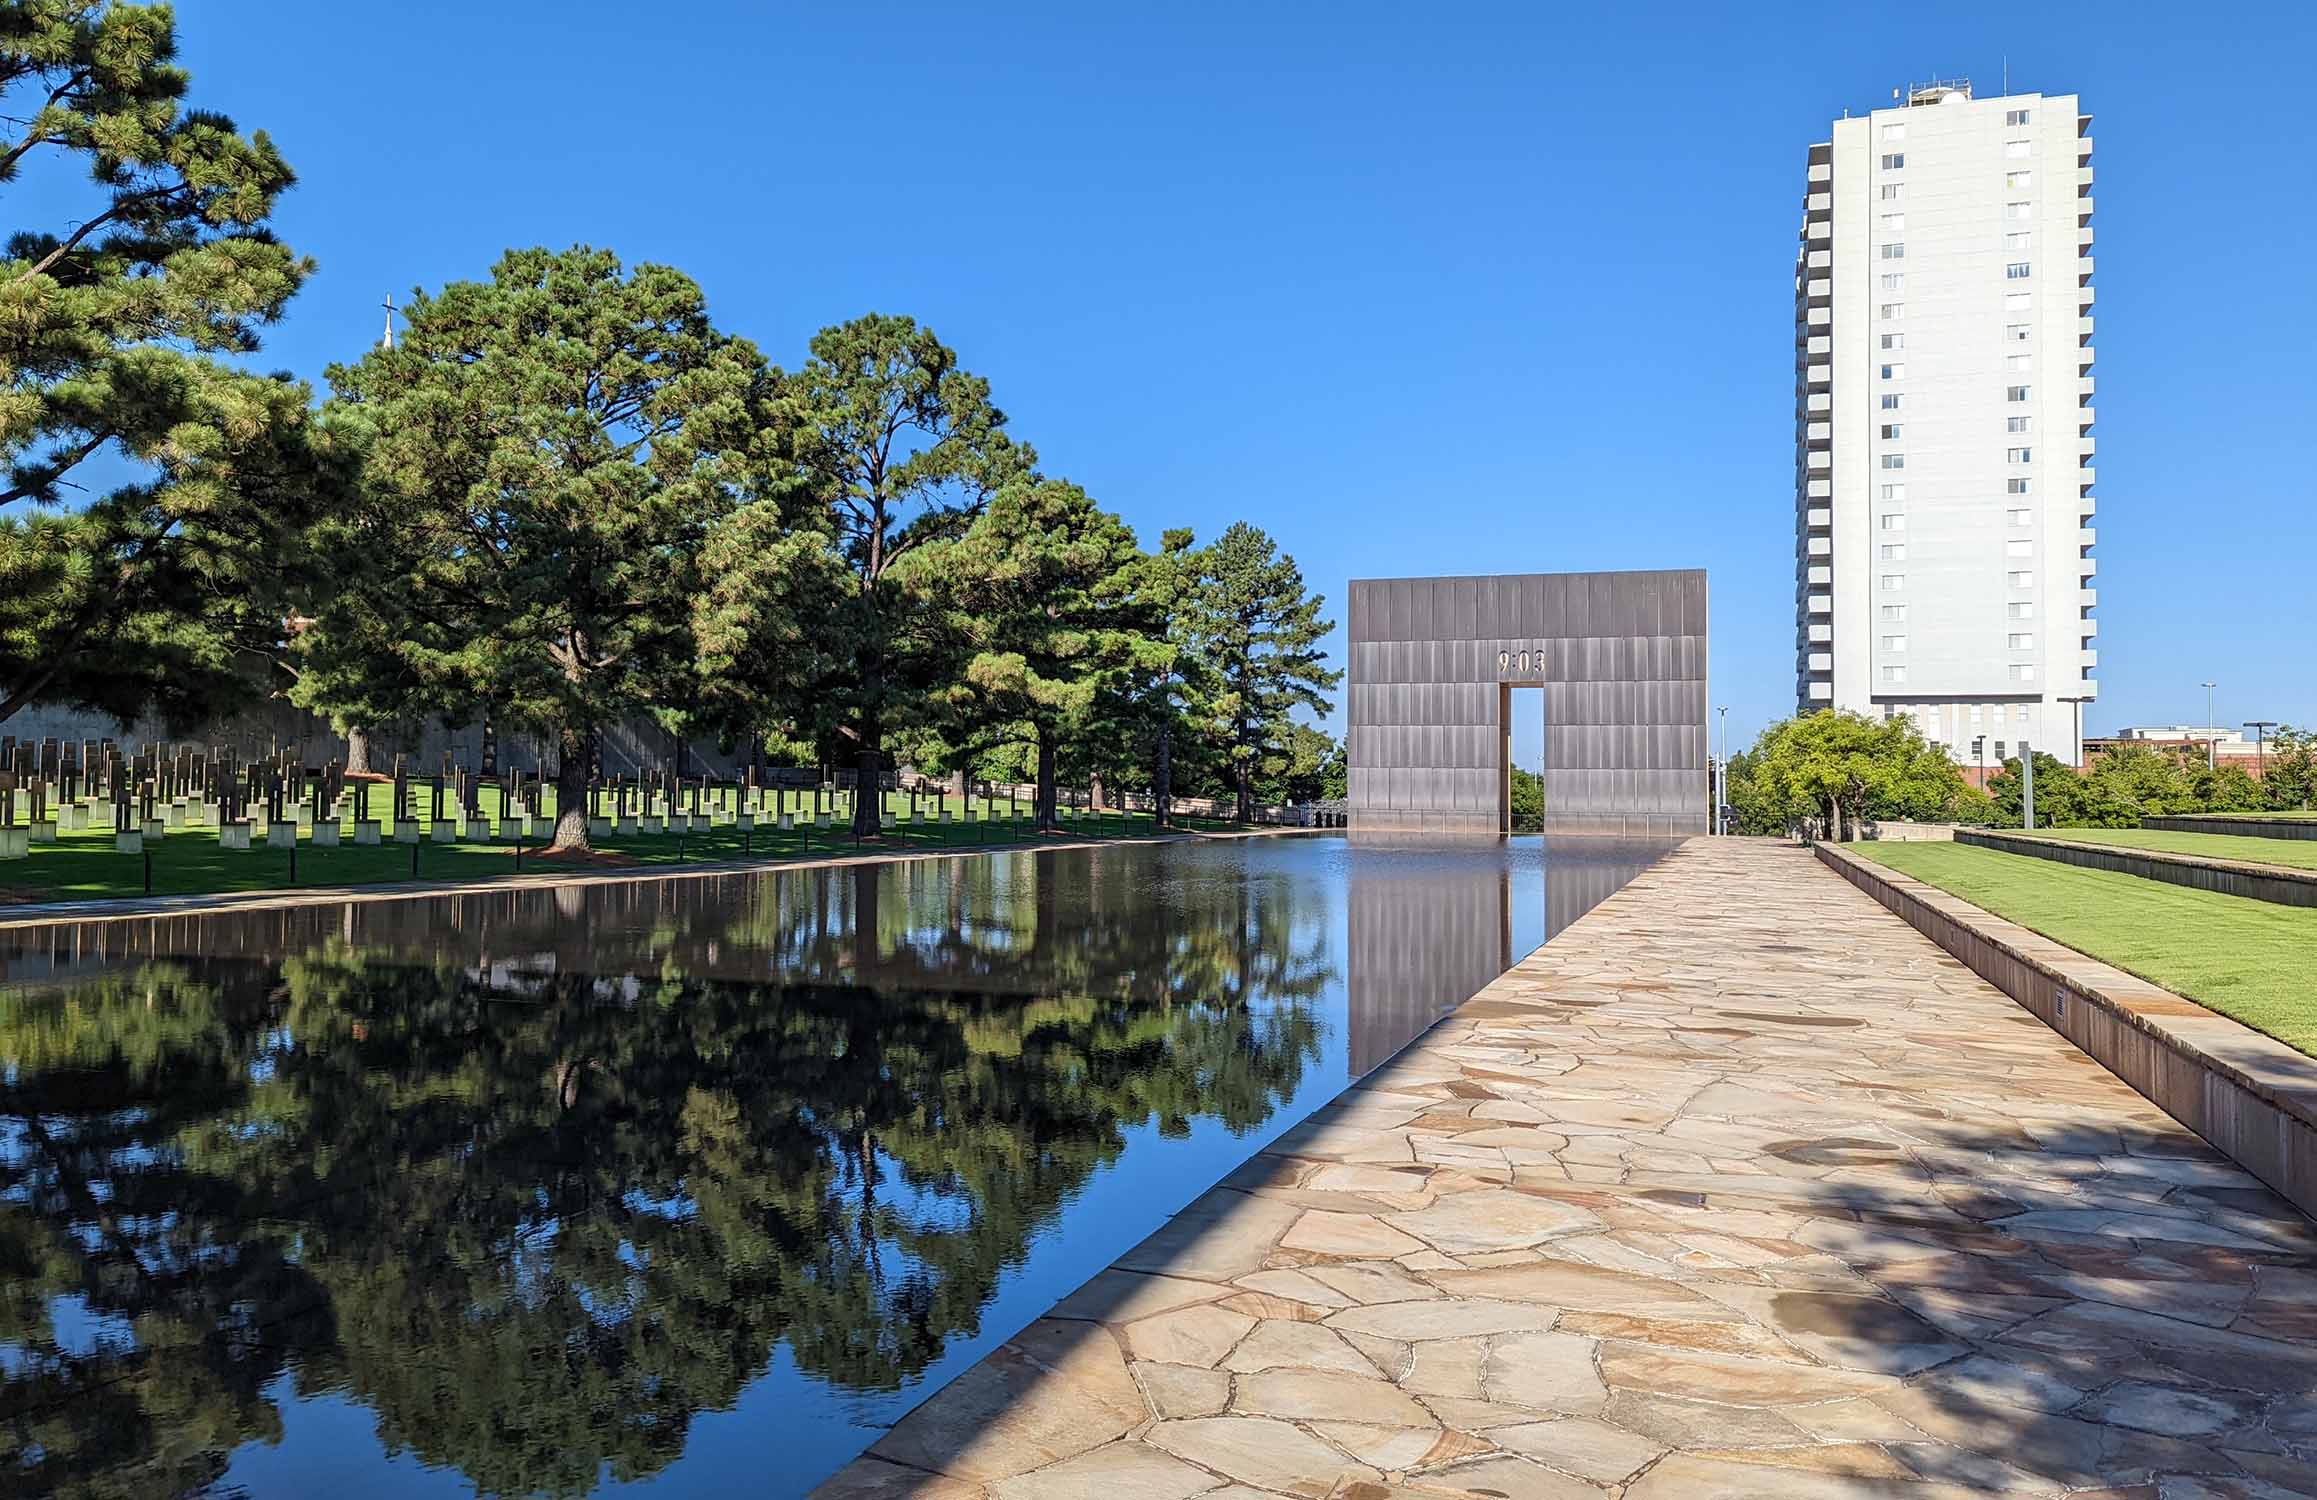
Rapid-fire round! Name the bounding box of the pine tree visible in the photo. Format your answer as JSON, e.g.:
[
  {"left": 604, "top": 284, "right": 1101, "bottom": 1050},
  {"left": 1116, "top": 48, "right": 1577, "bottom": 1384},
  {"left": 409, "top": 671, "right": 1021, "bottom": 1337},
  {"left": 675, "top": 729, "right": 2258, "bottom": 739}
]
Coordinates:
[
  {"left": 775, "top": 315, "right": 1033, "bottom": 833},
  {"left": 1185, "top": 523, "right": 1341, "bottom": 822},
  {"left": 273, "top": 411, "right": 426, "bottom": 777},
  {"left": 1132, "top": 527, "right": 1222, "bottom": 826},
  {"left": 322, "top": 247, "right": 784, "bottom": 850},
  {"left": 0, "top": 0, "right": 329, "bottom": 729},
  {"left": 686, "top": 491, "right": 846, "bottom": 765},
  {"left": 905, "top": 478, "right": 1161, "bottom": 829}
]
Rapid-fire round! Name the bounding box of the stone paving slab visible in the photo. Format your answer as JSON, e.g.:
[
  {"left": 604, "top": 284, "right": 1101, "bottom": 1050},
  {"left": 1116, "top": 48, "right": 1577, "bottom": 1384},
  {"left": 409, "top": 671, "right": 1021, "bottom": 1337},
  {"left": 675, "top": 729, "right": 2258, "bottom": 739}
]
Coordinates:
[
  {"left": 812, "top": 837, "right": 2317, "bottom": 1500},
  {"left": 1824, "top": 841, "right": 2317, "bottom": 1222}
]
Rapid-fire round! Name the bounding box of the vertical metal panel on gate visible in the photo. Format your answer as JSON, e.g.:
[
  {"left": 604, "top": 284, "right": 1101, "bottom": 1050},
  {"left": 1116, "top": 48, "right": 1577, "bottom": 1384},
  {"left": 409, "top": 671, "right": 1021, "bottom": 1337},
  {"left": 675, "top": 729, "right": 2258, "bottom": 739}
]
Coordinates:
[{"left": 1346, "top": 570, "right": 1708, "bottom": 835}]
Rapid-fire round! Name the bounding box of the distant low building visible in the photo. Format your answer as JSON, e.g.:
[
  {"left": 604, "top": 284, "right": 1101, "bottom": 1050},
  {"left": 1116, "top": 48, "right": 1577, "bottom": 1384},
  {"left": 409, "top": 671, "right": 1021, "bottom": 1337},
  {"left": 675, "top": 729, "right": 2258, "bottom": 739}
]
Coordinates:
[
  {"left": 2113, "top": 723, "right": 2247, "bottom": 744},
  {"left": 2089, "top": 724, "right": 2275, "bottom": 772}
]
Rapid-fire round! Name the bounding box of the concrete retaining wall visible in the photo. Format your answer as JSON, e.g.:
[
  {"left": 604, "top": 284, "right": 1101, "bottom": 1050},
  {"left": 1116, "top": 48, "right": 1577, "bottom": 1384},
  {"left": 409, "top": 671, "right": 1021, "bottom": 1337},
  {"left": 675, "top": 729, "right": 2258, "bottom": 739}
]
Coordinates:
[
  {"left": 1862, "top": 821, "right": 1957, "bottom": 842},
  {"left": 1816, "top": 842, "right": 2317, "bottom": 1223},
  {"left": 1958, "top": 827, "right": 2317, "bottom": 908},
  {"left": 2145, "top": 815, "right": 2317, "bottom": 842}
]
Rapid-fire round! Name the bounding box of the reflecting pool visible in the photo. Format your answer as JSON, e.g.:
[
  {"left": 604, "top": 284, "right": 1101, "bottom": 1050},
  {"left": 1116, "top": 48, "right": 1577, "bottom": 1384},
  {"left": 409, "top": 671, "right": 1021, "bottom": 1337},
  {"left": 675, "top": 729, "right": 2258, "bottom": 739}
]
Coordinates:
[{"left": 0, "top": 833, "right": 1671, "bottom": 1497}]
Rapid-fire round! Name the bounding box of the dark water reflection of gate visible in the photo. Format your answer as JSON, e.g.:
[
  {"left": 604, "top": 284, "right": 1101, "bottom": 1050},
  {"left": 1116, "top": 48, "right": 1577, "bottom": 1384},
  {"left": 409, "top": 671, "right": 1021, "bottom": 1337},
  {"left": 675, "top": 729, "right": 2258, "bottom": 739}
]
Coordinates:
[
  {"left": 0, "top": 834, "right": 1671, "bottom": 1498},
  {"left": 1346, "top": 836, "right": 1673, "bottom": 1073}
]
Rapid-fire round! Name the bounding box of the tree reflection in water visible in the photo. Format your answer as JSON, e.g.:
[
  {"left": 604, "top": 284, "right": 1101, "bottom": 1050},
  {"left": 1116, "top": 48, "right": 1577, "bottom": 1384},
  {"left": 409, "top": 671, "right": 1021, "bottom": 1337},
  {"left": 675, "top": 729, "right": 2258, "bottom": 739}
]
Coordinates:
[
  {"left": 0, "top": 838, "right": 1672, "bottom": 1497},
  {"left": 0, "top": 846, "right": 1332, "bottom": 1499}
]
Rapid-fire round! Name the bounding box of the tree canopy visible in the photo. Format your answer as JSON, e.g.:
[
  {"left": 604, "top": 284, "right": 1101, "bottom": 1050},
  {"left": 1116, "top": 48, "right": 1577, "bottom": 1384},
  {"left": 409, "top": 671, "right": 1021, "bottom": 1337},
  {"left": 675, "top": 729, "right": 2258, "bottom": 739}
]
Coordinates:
[
  {"left": 1727, "top": 713, "right": 2317, "bottom": 837},
  {"left": 1986, "top": 738, "right": 2295, "bottom": 827},
  {"left": 314, "top": 247, "right": 785, "bottom": 846},
  {"left": 0, "top": 0, "right": 329, "bottom": 730},
  {"left": 0, "top": 4, "right": 1368, "bottom": 835},
  {"left": 774, "top": 314, "right": 1035, "bottom": 832},
  {"left": 1129, "top": 527, "right": 1222, "bottom": 822},
  {"left": 905, "top": 477, "right": 1163, "bottom": 827},
  {"left": 1729, "top": 709, "right": 1980, "bottom": 839},
  {"left": 1177, "top": 523, "right": 1340, "bottom": 821}
]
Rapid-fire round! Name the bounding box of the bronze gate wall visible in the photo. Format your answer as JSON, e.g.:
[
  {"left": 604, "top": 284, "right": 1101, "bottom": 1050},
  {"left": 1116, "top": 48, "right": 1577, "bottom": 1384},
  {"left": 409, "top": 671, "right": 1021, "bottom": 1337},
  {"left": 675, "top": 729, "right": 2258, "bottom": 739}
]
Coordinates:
[{"left": 1345, "top": 570, "right": 1708, "bottom": 836}]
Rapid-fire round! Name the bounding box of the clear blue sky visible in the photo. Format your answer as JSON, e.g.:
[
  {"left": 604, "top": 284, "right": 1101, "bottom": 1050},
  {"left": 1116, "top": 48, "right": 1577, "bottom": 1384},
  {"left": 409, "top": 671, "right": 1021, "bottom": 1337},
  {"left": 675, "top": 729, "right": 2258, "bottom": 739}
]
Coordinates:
[{"left": 164, "top": 0, "right": 2315, "bottom": 749}]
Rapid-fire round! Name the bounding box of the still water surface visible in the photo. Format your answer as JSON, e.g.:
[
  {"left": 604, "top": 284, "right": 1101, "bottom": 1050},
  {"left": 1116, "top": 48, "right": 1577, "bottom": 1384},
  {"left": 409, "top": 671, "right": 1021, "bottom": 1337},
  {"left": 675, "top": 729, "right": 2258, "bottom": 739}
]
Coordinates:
[{"left": 0, "top": 833, "right": 1669, "bottom": 1498}]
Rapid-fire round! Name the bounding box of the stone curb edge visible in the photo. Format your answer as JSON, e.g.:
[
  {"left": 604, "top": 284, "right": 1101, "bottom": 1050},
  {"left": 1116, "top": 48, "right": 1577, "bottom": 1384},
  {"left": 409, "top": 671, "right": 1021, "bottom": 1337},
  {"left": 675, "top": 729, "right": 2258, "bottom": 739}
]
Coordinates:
[
  {"left": 0, "top": 826, "right": 1306, "bottom": 932},
  {"left": 1957, "top": 826, "right": 2317, "bottom": 908},
  {"left": 2145, "top": 814, "right": 2317, "bottom": 842},
  {"left": 1814, "top": 840, "right": 2317, "bottom": 1223}
]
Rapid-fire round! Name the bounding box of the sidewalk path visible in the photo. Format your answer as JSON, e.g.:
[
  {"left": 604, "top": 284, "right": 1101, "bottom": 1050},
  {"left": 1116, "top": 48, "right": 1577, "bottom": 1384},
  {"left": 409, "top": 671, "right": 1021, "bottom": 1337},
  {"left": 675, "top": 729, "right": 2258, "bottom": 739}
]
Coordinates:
[{"left": 816, "top": 838, "right": 2317, "bottom": 1500}]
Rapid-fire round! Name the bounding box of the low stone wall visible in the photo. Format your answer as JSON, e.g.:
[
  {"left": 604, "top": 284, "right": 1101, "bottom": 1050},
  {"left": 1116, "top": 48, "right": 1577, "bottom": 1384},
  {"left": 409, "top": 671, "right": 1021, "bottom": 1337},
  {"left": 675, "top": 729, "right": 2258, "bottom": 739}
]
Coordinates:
[
  {"left": 2146, "top": 814, "right": 2317, "bottom": 842},
  {"left": 1862, "top": 820, "right": 1956, "bottom": 842},
  {"left": 1816, "top": 842, "right": 2317, "bottom": 1223},
  {"left": 1958, "top": 827, "right": 2317, "bottom": 908}
]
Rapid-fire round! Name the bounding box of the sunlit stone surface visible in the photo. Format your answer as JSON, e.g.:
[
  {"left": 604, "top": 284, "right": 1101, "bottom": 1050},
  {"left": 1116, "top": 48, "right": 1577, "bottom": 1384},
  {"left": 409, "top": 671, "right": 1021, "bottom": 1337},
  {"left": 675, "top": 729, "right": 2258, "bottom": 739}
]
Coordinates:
[{"left": 819, "top": 839, "right": 2317, "bottom": 1499}]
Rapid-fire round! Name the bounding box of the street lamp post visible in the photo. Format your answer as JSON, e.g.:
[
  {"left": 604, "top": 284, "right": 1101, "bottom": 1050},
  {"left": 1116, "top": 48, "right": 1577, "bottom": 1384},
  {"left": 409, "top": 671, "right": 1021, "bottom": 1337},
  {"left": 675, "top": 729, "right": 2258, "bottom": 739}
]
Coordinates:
[
  {"left": 2247, "top": 720, "right": 2279, "bottom": 780},
  {"left": 2201, "top": 681, "right": 2218, "bottom": 769},
  {"left": 2021, "top": 739, "right": 2036, "bottom": 831},
  {"left": 1973, "top": 735, "right": 1986, "bottom": 788},
  {"left": 1716, "top": 706, "right": 1729, "bottom": 834}
]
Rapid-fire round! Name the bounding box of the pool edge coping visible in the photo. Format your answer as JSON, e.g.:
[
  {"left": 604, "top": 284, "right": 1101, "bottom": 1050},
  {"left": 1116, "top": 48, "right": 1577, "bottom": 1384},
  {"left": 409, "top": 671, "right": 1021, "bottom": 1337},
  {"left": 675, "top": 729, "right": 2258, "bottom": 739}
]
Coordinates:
[{"left": 0, "top": 825, "right": 1311, "bottom": 930}]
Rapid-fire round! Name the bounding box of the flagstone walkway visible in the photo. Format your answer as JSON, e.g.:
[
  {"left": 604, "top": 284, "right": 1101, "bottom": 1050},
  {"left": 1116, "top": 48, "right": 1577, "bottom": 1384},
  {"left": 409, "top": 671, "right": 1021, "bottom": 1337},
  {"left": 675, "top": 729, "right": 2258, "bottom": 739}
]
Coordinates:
[{"left": 816, "top": 838, "right": 2317, "bottom": 1500}]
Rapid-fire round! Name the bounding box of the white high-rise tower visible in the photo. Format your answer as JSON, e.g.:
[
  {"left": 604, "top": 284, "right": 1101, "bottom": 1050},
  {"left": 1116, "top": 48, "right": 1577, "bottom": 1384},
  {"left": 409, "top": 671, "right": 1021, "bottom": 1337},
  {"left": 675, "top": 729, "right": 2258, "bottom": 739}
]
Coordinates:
[{"left": 1795, "top": 79, "right": 2096, "bottom": 767}]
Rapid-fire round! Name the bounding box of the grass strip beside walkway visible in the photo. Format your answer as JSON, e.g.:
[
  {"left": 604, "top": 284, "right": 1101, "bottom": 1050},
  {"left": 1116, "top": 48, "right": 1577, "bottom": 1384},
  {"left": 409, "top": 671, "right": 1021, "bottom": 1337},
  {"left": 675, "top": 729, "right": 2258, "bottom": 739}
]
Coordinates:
[
  {"left": 1, "top": 798, "right": 1260, "bottom": 907},
  {"left": 2012, "top": 826, "right": 2317, "bottom": 872},
  {"left": 1851, "top": 841, "right": 2317, "bottom": 1057}
]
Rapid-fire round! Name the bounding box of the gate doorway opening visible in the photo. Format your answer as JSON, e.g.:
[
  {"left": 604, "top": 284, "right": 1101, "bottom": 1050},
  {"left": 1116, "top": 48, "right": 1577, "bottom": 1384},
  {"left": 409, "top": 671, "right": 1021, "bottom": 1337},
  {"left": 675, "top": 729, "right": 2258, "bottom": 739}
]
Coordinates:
[{"left": 1503, "top": 684, "right": 1544, "bottom": 834}]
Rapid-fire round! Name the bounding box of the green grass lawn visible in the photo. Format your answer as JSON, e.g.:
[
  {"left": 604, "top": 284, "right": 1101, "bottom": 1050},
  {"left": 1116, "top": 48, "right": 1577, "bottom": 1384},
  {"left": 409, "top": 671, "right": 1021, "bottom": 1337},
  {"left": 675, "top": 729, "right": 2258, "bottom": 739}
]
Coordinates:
[
  {"left": 1852, "top": 842, "right": 2317, "bottom": 1056},
  {"left": 2010, "top": 826, "right": 2317, "bottom": 872},
  {"left": 2169, "top": 809, "right": 2317, "bottom": 822},
  {"left": 1, "top": 785, "right": 1257, "bottom": 906}
]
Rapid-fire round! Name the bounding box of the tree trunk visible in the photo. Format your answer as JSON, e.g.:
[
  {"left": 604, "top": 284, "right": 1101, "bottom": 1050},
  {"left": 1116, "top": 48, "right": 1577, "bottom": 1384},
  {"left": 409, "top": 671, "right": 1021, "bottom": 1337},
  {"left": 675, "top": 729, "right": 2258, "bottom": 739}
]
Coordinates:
[
  {"left": 1154, "top": 723, "right": 1173, "bottom": 828},
  {"left": 1828, "top": 796, "right": 1845, "bottom": 844},
  {"left": 1089, "top": 772, "right": 1105, "bottom": 813},
  {"left": 552, "top": 726, "right": 593, "bottom": 851},
  {"left": 345, "top": 723, "right": 374, "bottom": 777},
  {"left": 852, "top": 863, "right": 880, "bottom": 976},
  {"left": 1234, "top": 757, "right": 1252, "bottom": 825},
  {"left": 853, "top": 749, "right": 882, "bottom": 835},
  {"left": 852, "top": 705, "right": 883, "bottom": 836},
  {"left": 1036, "top": 730, "right": 1060, "bottom": 831}
]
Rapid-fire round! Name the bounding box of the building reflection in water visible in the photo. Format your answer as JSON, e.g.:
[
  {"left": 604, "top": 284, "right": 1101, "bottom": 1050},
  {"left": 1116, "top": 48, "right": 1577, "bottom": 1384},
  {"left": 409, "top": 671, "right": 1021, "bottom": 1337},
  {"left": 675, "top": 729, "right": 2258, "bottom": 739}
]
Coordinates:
[{"left": 1345, "top": 835, "right": 1677, "bottom": 1075}]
